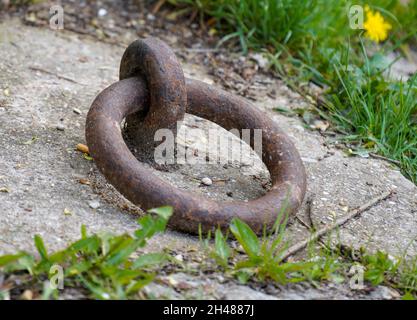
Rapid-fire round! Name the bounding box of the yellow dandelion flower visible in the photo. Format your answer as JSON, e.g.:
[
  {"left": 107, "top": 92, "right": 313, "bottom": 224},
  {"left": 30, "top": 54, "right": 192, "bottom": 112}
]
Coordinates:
[{"left": 363, "top": 6, "right": 392, "bottom": 43}]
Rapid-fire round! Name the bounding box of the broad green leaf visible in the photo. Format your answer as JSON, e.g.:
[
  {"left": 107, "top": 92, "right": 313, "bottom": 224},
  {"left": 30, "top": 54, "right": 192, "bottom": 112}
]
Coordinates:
[
  {"left": 34, "top": 235, "right": 48, "bottom": 261},
  {"left": 234, "top": 259, "right": 259, "bottom": 270},
  {"left": 135, "top": 207, "right": 172, "bottom": 241},
  {"left": 65, "top": 260, "right": 93, "bottom": 276},
  {"left": 0, "top": 253, "right": 25, "bottom": 267},
  {"left": 234, "top": 269, "right": 254, "bottom": 284},
  {"left": 126, "top": 274, "right": 155, "bottom": 295},
  {"left": 104, "top": 238, "right": 140, "bottom": 267},
  {"left": 16, "top": 254, "right": 35, "bottom": 275},
  {"left": 214, "top": 229, "right": 231, "bottom": 266},
  {"left": 48, "top": 249, "right": 72, "bottom": 264},
  {"left": 230, "top": 218, "right": 260, "bottom": 259},
  {"left": 69, "top": 236, "right": 100, "bottom": 253},
  {"left": 148, "top": 206, "right": 173, "bottom": 220},
  {"left": 135, "top": 216, "right": 158, "bottom": 240},
  {"left": 133, "top": 253, "right": 168, "bottom": 269}
]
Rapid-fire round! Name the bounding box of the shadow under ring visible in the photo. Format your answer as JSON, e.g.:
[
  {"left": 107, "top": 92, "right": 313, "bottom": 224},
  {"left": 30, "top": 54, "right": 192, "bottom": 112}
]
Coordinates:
[{"left": 86, "top": 76, "right": 307, "bottom": 234}]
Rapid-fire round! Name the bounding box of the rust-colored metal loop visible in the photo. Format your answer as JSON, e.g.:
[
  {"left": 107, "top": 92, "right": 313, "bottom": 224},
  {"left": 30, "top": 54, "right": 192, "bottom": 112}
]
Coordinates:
[
  {"left": 86, "top": 38, "right": 307, "bottom": 234},
  {"left": 119, "top": 38, "right": 187, "bottom": 154}
]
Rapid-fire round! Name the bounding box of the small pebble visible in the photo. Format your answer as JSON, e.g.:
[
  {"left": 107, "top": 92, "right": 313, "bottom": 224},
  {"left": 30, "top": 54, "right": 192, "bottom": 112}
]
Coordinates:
[
  {"left": 88, "top": 200, "right": 100, "bottom": 209},
  {"left": 301, "top": 157, "right": 318, "bottom": 163},
  {"left": 339, "top": 198, "right": 347, "bottom": 206},
  {"left": 21, "top": 290, "right": 33, "bottom": 300},
  {"left": 201, "top": 177, "right": 212, "bottom": 186},
  {"left": 226, "top": 191, "right": 233, "bottom": 197},
  {"left": 76, "top": 143, "right": 89, "bottom": 154},
  {"left": 0, "top": 187, "right": 10, "bottom": 193},
  {"left": 56, "top": 124, "right": 65, "bottom": 131},
  {"left": 98, "top": 8, "right": 107, "bottom": 17},
  {"left": 73, "top": 108, "right": 82, "bottom": 115}
]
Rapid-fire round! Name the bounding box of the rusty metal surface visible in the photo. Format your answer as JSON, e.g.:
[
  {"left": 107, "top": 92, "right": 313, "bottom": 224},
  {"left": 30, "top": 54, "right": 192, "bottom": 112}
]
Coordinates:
[
  {"left": 86, "top": 38, "right": 307, "bottom": 234},
  {"left": 119, "top": 38, "right": 186, "bottom": 156}
]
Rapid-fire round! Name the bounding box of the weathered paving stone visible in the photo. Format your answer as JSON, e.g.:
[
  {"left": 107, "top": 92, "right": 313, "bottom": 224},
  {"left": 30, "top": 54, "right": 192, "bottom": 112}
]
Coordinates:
[{"left": 0, "top": 19, "right": 416, "bottom": 299}]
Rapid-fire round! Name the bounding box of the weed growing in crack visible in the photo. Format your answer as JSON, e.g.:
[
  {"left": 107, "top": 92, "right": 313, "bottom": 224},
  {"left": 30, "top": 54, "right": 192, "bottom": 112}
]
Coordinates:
[
  {"left": 199, "top": 209, "right": 416, "bottom": 299},
  {"left": 0, "top": 206, "right": 174, "bottom": 300}
]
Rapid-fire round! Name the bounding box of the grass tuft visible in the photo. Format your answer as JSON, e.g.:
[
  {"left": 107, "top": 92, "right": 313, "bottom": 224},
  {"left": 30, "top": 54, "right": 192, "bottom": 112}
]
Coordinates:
[{"left": 203, "top": 216, "right": 417, "bottom": 299}]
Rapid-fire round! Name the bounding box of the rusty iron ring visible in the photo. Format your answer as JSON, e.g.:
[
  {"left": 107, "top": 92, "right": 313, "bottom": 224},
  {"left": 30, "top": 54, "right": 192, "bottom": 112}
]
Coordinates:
[{"left": 86, "top": 38, "right": 307, "bottom": 234}]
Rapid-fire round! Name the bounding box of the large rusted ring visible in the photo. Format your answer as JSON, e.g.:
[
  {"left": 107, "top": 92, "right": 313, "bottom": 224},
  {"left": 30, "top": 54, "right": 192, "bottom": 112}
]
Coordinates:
[{"left": 86, "top": 39, "right": 307, "bottom": 234}]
